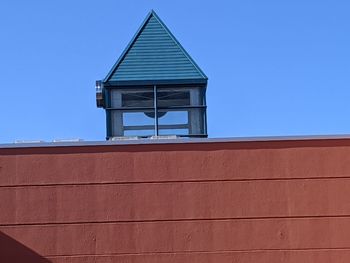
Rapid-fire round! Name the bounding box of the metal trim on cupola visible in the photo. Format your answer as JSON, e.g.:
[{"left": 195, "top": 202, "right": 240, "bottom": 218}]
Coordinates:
[{"left": 96, "top": 10, "right": 208, "bottom": 139}]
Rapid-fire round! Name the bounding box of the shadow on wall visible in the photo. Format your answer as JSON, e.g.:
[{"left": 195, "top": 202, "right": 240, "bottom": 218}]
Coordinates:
[{"left": 0, "top": 231, "right": 50, "bottom": 263}]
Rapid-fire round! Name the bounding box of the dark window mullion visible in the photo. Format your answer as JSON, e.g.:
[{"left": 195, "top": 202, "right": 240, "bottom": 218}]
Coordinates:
[
  {"left": 157, "top": 105, "right": 207, "bottom": 110},
  {"left": 106, "top": 107, "right": 154, "bottom": 111},
  {"left": 154, "top": 85, "right": 159, "bottom": 136}
]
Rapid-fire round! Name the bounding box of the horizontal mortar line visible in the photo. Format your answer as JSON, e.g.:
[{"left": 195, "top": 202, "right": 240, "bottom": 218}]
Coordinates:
[
  {"left": 44, "top": 247, "right": 350, "bottom": 258},
  {"left": 1, "top": 175, "right": 350, "bottom": 188},
  {"left": 2, "top": 214, "right": 350, "bottom": 227}
]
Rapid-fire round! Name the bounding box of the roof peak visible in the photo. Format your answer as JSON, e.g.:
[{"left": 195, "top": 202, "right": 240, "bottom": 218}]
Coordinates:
[
  {"left": 103, "top": 11, "right": 207, "bottom": 85},
  {"left": 148, "top": 9, "right": 160, "bottom": 17}
]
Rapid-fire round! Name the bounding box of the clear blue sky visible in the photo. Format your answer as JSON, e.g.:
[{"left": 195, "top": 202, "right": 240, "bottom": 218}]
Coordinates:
[{"left": 1, "top": 0, "right": 349, "bottom": 143}]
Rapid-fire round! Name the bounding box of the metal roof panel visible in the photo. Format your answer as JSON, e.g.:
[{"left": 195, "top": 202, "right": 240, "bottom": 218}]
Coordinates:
[{"left": 103, "top": 10, "right": 207, "bottom": 84}]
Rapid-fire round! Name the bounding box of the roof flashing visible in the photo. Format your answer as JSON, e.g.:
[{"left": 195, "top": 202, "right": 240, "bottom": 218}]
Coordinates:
[{"left": 3, "top": 135, "right": 350, "bottom": 149}]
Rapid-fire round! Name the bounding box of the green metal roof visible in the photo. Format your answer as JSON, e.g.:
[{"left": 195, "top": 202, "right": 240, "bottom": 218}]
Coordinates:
[{"left": 104, "top": 10, "right": 207, "bottom": 84}]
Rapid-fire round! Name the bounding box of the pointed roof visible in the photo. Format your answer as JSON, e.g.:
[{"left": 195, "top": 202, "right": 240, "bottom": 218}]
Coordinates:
[{"left": 104, "top": 10, "right": 207, "bottom": 85}]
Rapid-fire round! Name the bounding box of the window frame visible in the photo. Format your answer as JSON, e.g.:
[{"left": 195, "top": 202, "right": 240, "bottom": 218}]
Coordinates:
[{"left": 106, "top": 85, "right": 207, "bottom": 137}]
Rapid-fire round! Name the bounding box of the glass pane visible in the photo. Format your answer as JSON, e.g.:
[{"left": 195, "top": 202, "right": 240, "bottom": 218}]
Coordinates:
[
  {"left": 157, "top": 90, "right": 190, "bottom": 107},
  {"left": 123, "top": 111, "right": 155, "bottom": 126},
  {"left": 158, "top": 111, "right": 188, "bottom": 125},
  {"left": 124, "top": 129, "right": 155, "bottom": 137},
  {"left": 157, "top": 87, "right": 205, "bottom": 106},
  {"left": 159, "top": 129, "right": 188, "bottom": 135},
  {"left": 122, "top": 110, "right": 156, "bottom": 137},
  {"left": 122, "top": 91, "right": 154, "bottom": 107},
  {"left": 110, "top": 89, "right": 154, "bottom": 108}
]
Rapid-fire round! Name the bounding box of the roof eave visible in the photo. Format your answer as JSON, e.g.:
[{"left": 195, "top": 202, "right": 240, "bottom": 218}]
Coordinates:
[{"left": 103, "top": 78, "right": 208, "bottom": 87}]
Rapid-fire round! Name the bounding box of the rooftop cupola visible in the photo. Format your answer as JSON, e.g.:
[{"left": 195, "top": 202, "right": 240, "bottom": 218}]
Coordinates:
[{"left": 96, "top": 10, "right": 208, "bottom": 139}]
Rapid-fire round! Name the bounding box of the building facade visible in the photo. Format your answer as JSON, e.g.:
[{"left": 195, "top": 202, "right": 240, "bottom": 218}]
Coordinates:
[{"left": 1, "top": 136, "right": 350, "bottom": 262}]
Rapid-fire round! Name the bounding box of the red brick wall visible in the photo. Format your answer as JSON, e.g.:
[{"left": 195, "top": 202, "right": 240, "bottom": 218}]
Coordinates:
[{"left": 1, "top": 139, "right": 350, "bottom": 262}]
